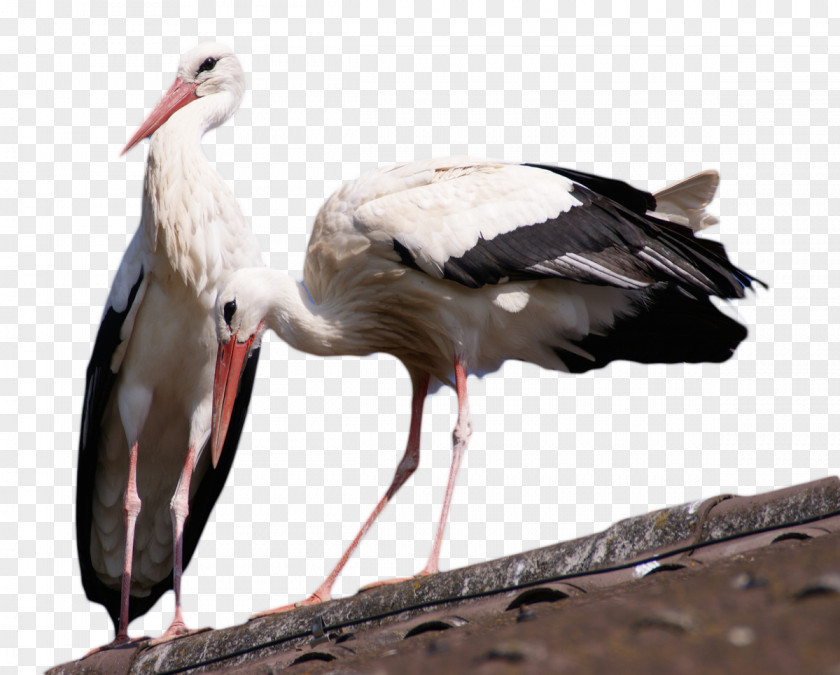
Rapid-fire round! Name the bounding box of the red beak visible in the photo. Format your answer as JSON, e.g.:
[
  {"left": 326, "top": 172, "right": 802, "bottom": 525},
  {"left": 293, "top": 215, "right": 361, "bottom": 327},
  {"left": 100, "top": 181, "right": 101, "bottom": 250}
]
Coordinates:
[
  {"left": 121, "top": 77, "right": 199, "bottom": 155},
  {"left": 211, "top": 329, "right": 259, "bottom": 468}
]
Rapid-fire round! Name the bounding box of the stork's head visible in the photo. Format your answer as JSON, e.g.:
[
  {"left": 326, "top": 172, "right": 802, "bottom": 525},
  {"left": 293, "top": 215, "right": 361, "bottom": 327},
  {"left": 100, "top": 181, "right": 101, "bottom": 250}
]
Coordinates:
[
  {"left": 122, "top": 42, "right": 245, "bottom": 155},
  {"left": 210, "top": 270, "right": 266, "bottom": 467},
  {"left": 214, "top": 271, "right": 268, "bottom": 348}
]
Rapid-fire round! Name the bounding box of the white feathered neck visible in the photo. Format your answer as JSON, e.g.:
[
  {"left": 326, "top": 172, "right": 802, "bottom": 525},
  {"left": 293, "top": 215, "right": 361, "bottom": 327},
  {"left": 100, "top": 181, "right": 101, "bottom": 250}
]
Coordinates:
[{"left": 140, "top": 92, "right": 244, "bottom": 294}]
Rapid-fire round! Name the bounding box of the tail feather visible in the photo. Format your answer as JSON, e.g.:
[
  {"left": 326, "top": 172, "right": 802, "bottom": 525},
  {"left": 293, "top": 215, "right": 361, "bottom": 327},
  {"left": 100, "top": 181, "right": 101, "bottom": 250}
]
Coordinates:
[{"left": 650, "top": 170, "right": 720, "bottom": 232}]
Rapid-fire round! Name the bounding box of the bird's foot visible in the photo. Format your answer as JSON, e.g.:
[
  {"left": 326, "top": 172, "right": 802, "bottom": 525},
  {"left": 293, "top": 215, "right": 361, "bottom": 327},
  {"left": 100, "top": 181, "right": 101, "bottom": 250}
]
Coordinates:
[
  {"left": 357, "top": 569, "right": 434, "bottom": 594},
  {"left": 357, "top": 577, "right": 411, "bottom": 593},
  {"left": 82, "top": 635, "right": 150, "bottom": 658},
  {"left": 149, "top": 622, "right": 211, "bottom": 646},
  {"left": 417, "top": 563, "right": 438, "bottom": 577},
  {"left": 249, "top": 592, "right": 329, "bottom": 620}
]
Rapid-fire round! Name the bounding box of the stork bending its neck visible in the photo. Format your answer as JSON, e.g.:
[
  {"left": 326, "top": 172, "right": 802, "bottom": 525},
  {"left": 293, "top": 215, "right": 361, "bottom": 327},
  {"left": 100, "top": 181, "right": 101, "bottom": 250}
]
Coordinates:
[
  {"left": 210, "top": 158, "right": 759, "bottom": 616},
  {"left": 211, "top": 268, "right": 467, "bottom": 607}
]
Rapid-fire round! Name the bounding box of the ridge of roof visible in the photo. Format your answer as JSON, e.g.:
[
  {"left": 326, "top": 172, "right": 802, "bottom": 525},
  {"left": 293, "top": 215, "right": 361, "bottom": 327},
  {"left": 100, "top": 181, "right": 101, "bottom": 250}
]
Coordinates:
[{"left": 49, "top": 476, "right": 840, "bottom": 674}]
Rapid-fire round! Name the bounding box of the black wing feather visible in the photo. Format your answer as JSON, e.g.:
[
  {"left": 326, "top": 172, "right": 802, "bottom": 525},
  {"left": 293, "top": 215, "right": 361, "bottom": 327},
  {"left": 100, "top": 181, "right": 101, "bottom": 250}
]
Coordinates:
[
  {"left": 434, "top": 169, "right": 758, "bottom": 298},
  {"left": 523, "top": 163, "right": 656, "bottom": 215},
  {"left": 76, "top": 269, "right": 145, "bottom": 630}
]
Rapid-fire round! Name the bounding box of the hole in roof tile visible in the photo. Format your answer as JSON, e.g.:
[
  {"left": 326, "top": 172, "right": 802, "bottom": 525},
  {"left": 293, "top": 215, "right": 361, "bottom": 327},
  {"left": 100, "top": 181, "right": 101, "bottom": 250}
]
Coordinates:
[
  {"left": 482, "top": 641, "right": 547, "bottom": 663},
  {"left": 771, "top": 531, "right": 812, "bottom": 543},
  {"left": 639, "top": 563, "right": 685, "bottom": 578},
  {"left": 289, "top": 651, "right": 338, "bottom": 665},
  {"left": 404, "top": 620, "right": 454, "bottom": 638},
  {"left": 632, "top": 610, "right": 696, "bottom": 634},
  {"left": 506, "top": 587, "right": 569, "bottom": 611},
  {"left": 794, "top": 573, "right": 840, "bottom": 601}
]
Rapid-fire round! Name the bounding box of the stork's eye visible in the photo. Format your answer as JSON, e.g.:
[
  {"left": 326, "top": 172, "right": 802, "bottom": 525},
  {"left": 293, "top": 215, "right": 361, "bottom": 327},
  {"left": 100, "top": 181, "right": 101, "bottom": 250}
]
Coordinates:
[
  {"left": 223, "top": 299, "right": 237, "bottom": 325},
  {"left": 198, "top": 57, "right": 217, "bottom": 74}
]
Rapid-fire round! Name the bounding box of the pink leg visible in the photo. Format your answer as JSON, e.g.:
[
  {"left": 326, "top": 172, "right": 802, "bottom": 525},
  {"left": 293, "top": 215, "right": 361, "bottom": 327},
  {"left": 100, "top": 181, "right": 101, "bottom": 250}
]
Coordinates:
[
  {"left": 116, "top": 441, "right": 142, "bottom": 644},
  {"left": 152, "top": 444, "right": 198, "bottom": 642},
  {"left": 83, "top": 441, "right": 149, "bottom": 655},
  {"left": 420, "top": 356, "right": 471, "bottom": 575},
  {"left": 252, "top": 373, "right": 430, "bottom": 618}
]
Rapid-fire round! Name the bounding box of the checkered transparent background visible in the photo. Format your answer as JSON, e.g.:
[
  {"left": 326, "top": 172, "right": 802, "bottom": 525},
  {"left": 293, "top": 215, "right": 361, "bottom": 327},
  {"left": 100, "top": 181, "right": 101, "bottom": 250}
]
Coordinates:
[{"left": 2, "top": 2, "right": 839, "bottom": 671}]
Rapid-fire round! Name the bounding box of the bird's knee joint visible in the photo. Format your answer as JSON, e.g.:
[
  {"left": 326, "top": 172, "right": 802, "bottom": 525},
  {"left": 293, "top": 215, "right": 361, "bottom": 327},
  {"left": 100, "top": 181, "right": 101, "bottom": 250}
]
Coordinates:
[
  {"left": 452, "top": 420, "right": 472, "bottom": 447},
  {"left": 170, "top": 505, "right": 190, "bottom": 521},
  {"left": 397, "top": 453, "right": 419, "bottom": 476},
  {"left": 170, "top": 500, "right": 189, "bottom": 522},
  {"left": 123, "top": 494, "right": 142, "bottom": 519}
]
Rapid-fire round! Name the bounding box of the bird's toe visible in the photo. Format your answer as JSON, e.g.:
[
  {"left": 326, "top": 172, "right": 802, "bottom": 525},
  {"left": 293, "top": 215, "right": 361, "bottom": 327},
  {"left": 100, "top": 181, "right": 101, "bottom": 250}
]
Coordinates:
[
  {"left": 249, "top": 602, "right": 301, "bottom": 619},
  {"left": 357, "top": 576, "right": 413, "bottom": 593},
  {"left": 250, "top": 593, "right": 328, "bottom": 620},
  {"left": 149, "top": 624, "right": 211, "bottom": 646}
]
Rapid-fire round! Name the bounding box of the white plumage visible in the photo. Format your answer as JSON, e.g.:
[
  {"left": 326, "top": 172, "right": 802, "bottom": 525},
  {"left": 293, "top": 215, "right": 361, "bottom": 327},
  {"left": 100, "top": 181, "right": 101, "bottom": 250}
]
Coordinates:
[
  {"left": 211, "top": 157, "right": 758, "bottom": 615},
  {"left": 77, "top": 43, "right": 263, "bottom": 646},
  {"left": 352, "top": 161, "right": 581, "bottom": 268}
]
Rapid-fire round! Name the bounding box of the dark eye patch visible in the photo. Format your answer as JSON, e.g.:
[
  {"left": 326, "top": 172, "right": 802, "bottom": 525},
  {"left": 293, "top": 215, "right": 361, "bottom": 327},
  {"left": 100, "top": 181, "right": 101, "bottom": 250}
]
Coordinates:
[
  {"left": 198, "top": 57, "right": 217, "bottom": 74},
  {"left": 223, "top": 299, "right": 237, "bottom": 325}
]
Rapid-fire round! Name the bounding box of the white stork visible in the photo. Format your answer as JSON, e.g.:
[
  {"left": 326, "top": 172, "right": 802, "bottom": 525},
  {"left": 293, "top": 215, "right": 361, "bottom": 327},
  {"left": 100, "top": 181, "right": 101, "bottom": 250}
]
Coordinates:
[
  {"left": 211, "top": 158, "right": 759, "bottom": 615},
  {"left": 77, "top": 43, "right": 263, "bottom": 645}
]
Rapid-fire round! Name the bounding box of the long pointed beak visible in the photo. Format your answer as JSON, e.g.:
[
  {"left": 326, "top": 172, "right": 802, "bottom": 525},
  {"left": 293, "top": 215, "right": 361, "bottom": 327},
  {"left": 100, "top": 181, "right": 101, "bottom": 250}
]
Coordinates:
[
  {"left": 121, "top": 77, "right": 199, "bottom": 155},
  {"left": 211, "top": 330, "right": 258, "bottom": 468}
]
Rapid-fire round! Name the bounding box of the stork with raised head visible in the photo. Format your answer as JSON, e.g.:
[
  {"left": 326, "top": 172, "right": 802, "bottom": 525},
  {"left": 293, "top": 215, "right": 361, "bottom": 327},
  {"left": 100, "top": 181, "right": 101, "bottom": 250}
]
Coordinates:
[
  {"left": 77, "top": 43, "right": 263, "bottom": 646},
  {"left": 211, "top": 158, "right": 759, "bottom": 615}
]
